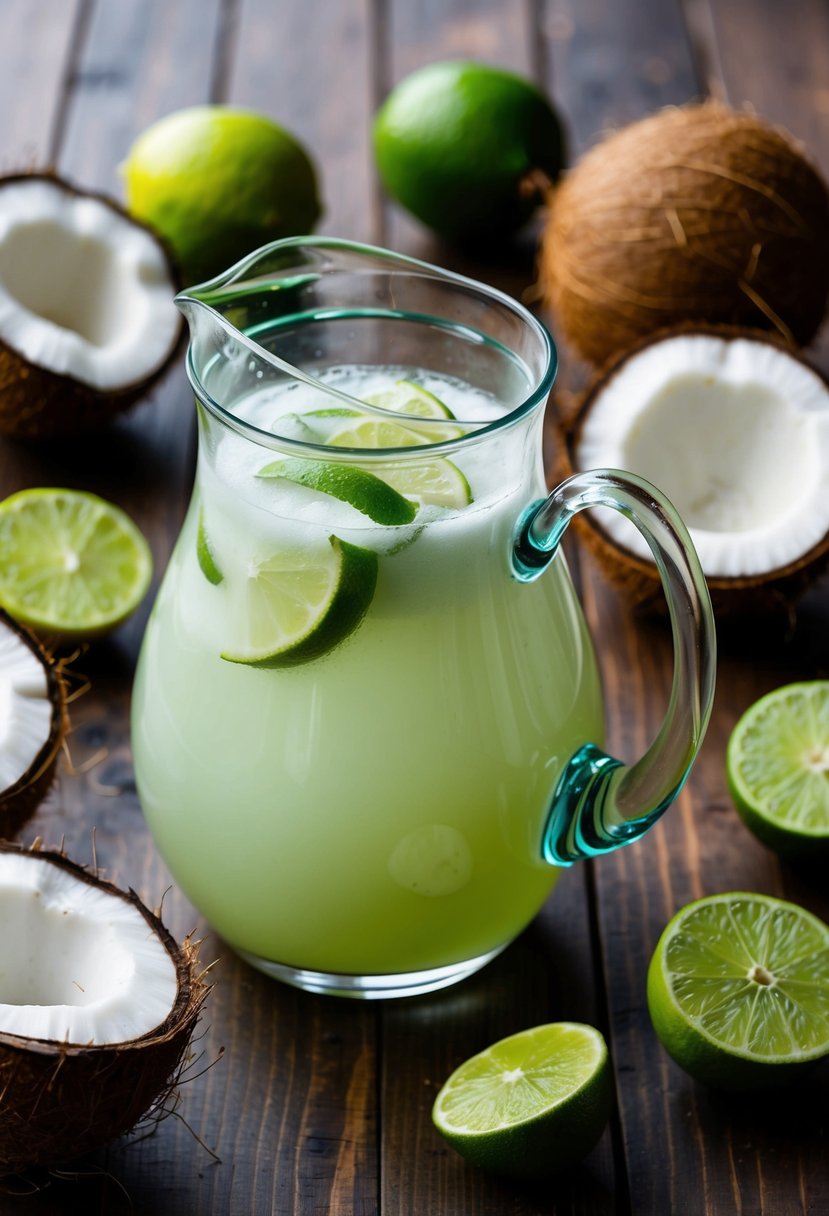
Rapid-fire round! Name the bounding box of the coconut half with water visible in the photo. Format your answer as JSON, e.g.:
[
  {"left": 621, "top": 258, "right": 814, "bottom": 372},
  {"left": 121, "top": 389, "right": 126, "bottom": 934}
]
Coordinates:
[
  {"left": 0, "top": 842, "right": 206, "bottom": 1176},
  {"left": 0, "top": 610, "right": 65, "bottom": 838},
  {"left": 0, "top": 174, "right": 183, "bottom": 438},
  {"left": 560, "top": 327, "right": 829, "bottom": 613}
]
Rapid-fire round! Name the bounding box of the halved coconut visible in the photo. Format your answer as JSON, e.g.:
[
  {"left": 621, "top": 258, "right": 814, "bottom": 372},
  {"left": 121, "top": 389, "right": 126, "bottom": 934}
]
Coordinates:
[
  {"left": 0, "top": 842, "right": 206, "bottom": 1176},
  {"left": 0, "top": 173, "right": 183, "bottom": 438},
  {"left": 0, "top": 609, "right": 65, "bottom": 838},
  {"left": 559, "top": 327, "right": 829, "bottom": 613}
]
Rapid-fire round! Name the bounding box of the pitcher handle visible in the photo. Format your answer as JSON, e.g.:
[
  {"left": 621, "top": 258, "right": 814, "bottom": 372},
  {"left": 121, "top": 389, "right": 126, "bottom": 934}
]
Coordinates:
[{"left": 512, "top": 469, "right": 716, "bottom": 866}]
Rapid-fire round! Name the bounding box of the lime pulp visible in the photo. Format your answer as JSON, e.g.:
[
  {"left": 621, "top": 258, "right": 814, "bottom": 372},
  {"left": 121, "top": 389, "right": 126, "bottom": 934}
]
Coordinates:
[
  {"left": 432, "top": 1022, "right": 612, "bottom": 1177},
  {"left": 727, "top": 681, "right": 829, "bottom": 857},
  {"left": 0, "top": 487, "right": 152, "bottom": 639},
  {"left": 647, "top": 891, "right": 829, "bottom": 1090}
]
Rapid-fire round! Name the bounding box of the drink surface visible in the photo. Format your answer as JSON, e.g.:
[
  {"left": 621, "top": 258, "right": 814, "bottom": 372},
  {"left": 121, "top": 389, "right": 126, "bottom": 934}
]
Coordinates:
[{"left": 132, "top": 365, "right": 604, "bottom": 976}]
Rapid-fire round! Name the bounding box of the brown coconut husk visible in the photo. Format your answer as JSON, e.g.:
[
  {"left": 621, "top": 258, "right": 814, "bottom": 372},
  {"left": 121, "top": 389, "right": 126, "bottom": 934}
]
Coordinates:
[
  {"left": 0, "top": 173, "right": 184, "bottom": 440},
  {"left": 555, "top": 323, "right": 829, "bottom": 617},
  {"left": 540, "top": 102, "right": 829, "bottom": 367},
  {"left": 0, "top": 610, "right": 67, "bottom": 839},
  {"left": 0, "top": 842, "right": 209, "bottom": 1177}
]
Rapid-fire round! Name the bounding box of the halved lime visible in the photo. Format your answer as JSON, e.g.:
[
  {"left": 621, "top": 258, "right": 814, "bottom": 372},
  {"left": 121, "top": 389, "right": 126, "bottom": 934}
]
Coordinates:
[
  {"left": 647, "top": 891, "right": 829, "bottom": 1090},
  {"left": 727, "top": 681, "right": 829, "bottom": 859},
  {"left": 220, "top": 534, "right": 377, "bottom": 668},
  {"left": 0, "top": 488, "right": 152, "bottom": 639},
  {"left": 432, "top": 1022, "right": 612, "bottom": 1178},
  {"left": 196, "top": 509, "right": 224, "bottom": 585},
  {"left": 256, "top": 457, "right": 417, "bottom": 525}
]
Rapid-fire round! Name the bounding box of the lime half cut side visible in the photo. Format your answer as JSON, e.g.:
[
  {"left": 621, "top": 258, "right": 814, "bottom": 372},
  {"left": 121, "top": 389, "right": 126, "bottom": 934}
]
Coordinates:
[
  {"left": 727, "top": 681, "right": 829, "bottom": 859},
  {"left": 432, "top": 1022, "right": 612, "bottom": 1178},
  {"left": 220, "top": 534, "right": 378, "bottom": 668},
  {"left": 647, "top": 891, "right": 829, "bottom": 1090},
  {"left": 0, "top": 487, "right": 152, "bottom": 640}
]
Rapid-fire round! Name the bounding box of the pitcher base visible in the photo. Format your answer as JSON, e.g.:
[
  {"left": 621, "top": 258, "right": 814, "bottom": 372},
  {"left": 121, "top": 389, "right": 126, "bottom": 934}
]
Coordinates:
[{"left": 236, "top": 944, "right": 508, "bottom": 999}]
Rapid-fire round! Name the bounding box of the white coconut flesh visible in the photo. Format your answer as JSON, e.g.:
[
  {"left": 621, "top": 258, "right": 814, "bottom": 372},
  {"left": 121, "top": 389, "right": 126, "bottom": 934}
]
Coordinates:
[
  {"left": 0, "top": 177, "right": 179, "bottom": 391},
  {"left": 576, "top": 334, "right": 829, "bottom": 577},
  {"left": 0, "top": 852, "right": 178, "bottom": 1045},
  {"left": 0, "top": 619, "right": 54, "bottom": 792}
]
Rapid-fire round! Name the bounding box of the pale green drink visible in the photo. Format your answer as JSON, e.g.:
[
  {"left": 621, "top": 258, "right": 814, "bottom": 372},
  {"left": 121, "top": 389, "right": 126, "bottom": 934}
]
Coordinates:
[{"left": 132, "top": 365, "right": 604, "bottom": 981}]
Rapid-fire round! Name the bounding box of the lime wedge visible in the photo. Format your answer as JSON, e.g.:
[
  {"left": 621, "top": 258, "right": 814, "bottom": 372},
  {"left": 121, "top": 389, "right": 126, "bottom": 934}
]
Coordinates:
[
  {"left": 196, "top": 509, "right": 224, "bottom": 585},
  {"left": 647, "top": 891, "right": 829, "bottom": 1090},
  {"left": 256, "top": 457, "right": 417, "bottom": 525},
  {"left": 727, "top": 681, "right": 829, "bottom": 859},
  {"left": 220, "top": 534, "right": 377, "bottom": 668},
  {"left": 432, "top": 1022, "right": 611, "bottom": 1178},
  {"left": 0, "top": 488, "right": 152, "bottom": 640}
]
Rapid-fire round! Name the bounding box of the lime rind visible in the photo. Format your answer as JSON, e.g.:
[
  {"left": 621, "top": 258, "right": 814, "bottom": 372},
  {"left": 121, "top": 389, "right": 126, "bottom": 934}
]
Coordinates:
[
  {"left": 0, "top": 487, "right": 152, "bottom": 639},
  {"left": 727, "top": 681, "right": 829, "bottom": 855},
  {"left": 257, "top": 457, "right": 417, "bottom": 525},
  {"left": 196, "top": 509, "right": 224, "bottom": 585},
  {"left": 647, "top": 891, "right": 829, "bottom": 1089}
]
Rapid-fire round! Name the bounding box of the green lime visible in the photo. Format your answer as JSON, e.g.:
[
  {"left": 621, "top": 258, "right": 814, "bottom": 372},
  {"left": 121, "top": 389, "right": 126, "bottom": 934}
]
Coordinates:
[
  {"left": 727, "top": 681, "right": 829, "bottom": 859},
  {"left": 647, "top": 891, "right": 829, "bottom": 1090},
  {"left": 220, "top": 535, "right": 377, "bottom": 668},
  {"left": 256, "top": 457, "right": 417, "bottom": 525},
  {"left": 373, "top": 60, "right": 564, "bottom": 243},
  {"left": 196, "top": 509, "right": 224, "bottom": 585},
  {"left": 432, "top": 1022, "right": 612, "bottom": 1179},
  {"left": 122, "top": 105, "right": 322, "bottom": 284},
  {"left": 327, "top": 417, "right": 472, "bottom": 509},
  {"left": 0, "top": 488, "right": 152, "bottom": 640}
]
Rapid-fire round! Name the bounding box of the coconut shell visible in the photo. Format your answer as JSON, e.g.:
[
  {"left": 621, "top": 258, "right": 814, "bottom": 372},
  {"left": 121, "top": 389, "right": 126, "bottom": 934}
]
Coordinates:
[
  {"left": 0, "top": 173, "right": 184, "bottom": 440},
  {"left": 541, "top": 102, "right": 829, "bottom": 367},
  {"left": 556, "top": 324, "right": 829, "bottom": 616},
  {"left": 0, "top": 611, "right": 66, "bottom": 840},
  {"left": 0, "top": 842, "right": 208, "bottom": 1176}
]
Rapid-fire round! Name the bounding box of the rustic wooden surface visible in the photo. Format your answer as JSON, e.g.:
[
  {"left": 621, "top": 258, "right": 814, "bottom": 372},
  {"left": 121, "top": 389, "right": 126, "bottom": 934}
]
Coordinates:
[{"left": 1, "top": 1, "right": 828, "bottom": 1213}]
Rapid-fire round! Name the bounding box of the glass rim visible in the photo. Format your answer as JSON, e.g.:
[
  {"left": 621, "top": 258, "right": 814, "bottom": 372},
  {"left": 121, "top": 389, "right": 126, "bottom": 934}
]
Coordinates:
[{"left": 178, "top": 236, "right": 558, "bottom": 459}]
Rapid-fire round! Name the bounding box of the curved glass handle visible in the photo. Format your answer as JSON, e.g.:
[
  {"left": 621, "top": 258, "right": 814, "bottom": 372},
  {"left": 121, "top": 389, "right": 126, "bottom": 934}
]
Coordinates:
[{"left": 512, "top": 469, "right": 717, "bottom": 866}]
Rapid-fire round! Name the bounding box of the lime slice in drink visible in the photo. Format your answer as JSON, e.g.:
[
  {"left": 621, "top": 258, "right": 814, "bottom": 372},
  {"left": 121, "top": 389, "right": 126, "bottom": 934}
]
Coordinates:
[
  {"left": 327, "top": 416, "right": 472, "bottom": 509},
  {"left": 432, "top": 1022, "right": 612, "bottom": 1178},
  {"left": 726, "top": 681, "right": 829, "bottom": 859},
  {"left": 647, "top": 891, "right": 829, "bottom": 1090},
  {"left": 257, "top": 457, "right": 417, "bottom": 525},
  {"left": 365, "top": 379, "right": 462, "bottom": 441},
  {"left": 365, "top": 379, "right": 456, "bottom": 420},
  {"left": 196, "top": 509, "right": 224, "bottom": 585},
  {"left": 220, "top": 535, "right": 377, "bottom": 668},
  {"left": 0, "top": 487, "right": 152, "bottom": 639}
]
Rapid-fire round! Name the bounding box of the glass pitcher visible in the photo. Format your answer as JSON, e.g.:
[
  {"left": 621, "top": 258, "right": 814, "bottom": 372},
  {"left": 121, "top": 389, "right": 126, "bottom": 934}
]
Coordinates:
[{"left": 131, "top": 238, "right": 716, "bottom": 999}]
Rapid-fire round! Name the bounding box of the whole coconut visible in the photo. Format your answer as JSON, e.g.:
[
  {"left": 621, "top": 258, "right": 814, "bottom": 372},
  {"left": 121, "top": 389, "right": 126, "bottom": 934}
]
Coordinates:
[{"left": 541, "top": 102, "right": 829, "bottom": 366}]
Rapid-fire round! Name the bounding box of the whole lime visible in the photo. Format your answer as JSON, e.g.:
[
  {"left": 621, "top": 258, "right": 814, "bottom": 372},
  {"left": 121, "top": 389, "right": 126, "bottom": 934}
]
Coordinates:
[
  {"left": 373, "top": 60, "right": 565, "bottom": 244},
  {"left": 122, "top": 106, "right": 322, "bottom": 285}
]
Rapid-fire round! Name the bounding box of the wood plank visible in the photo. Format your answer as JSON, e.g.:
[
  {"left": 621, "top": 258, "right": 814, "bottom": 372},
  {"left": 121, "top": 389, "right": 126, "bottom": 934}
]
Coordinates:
[
  {"left": 228, "top": 0, "right": 376, "bottom": 242},
  {"left": 0, "top": 0, "right": 84, "bottom": 168},
  {"left": 542, "top": 1, "right": 829, "bottom": 1212},
  {"left": 378, "top": 5, "right": 619, "bottom": 1213}
]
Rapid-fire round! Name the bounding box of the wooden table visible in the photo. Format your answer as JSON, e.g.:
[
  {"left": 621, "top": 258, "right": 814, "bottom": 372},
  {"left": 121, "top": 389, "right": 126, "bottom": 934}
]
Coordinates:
[{"left": 2, "top": 1, "right": 828, "bottom": 1213}]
